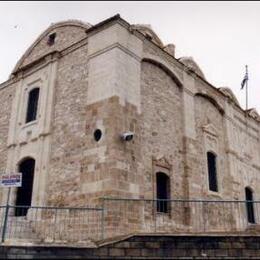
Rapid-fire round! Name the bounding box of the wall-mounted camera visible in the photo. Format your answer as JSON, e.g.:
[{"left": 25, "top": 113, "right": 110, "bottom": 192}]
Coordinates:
[{"left": 121, "top": 132, "right": 134, "bottom": 141}]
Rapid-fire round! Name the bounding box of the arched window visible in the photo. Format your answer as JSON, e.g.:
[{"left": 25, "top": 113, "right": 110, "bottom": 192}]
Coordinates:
[
  {"left": 207, "top": 152, "right": 218, "bottom": 192},
  {"left": 156, "top": 172, "right": 170, "bottom": 213},
  {"left": 15, "top": 158, "right": 35, "bottom": 216},
  {"left": 26, "top": 88, "right": 39, "bottom": 123},
  {"left": 245, "top": 187, "right": 255, "bottom": 224}
]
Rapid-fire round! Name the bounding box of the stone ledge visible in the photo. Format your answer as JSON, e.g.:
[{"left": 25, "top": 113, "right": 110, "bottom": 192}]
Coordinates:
[{"left": 1, "top": 234, "right": 260, "bottom": 258}]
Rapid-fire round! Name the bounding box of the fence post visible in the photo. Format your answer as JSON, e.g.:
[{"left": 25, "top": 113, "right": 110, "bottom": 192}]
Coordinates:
[
  {"left": 154, "top": 200, "right": 157, "bottom": 233},
  {"left": 101, "top": 198, "right": 105, "bottom": 240},
  {"left": 1, "top": 204, "right": 9, "bottom": 243},
  {"left": 53, "top": 208, "right": 57, "bottom": 242}
]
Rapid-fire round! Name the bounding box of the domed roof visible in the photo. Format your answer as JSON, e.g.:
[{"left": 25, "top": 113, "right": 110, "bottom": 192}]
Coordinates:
[
  {"left": 218, "top": 87, "right": 240, "bottom": 107},
  {"left": 178, "top": 56, "right": 205, "bottom": 79},
  {"left": 247, "top": 108, "right": 260, "bottom": 121},
  {"left": 131, "top": 24, "right": 164, "bottom": 48},
  {"left": 11, "top": 20, "right": 92, "bottom": 76}
]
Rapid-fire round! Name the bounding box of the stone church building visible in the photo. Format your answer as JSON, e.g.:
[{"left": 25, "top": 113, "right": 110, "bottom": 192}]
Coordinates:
[{"left": 0, "top": 14, "right": 260, "bottom": 241}]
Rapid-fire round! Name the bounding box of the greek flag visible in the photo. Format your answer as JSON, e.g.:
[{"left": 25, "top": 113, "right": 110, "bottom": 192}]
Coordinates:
[{"left": 241, "top": 70, "right": 248, "bottom": 89}]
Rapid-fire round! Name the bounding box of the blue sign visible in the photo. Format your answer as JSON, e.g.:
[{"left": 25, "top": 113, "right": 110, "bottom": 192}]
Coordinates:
[{"left": 1, "top": 173, "right": 22, "bottom": 187}]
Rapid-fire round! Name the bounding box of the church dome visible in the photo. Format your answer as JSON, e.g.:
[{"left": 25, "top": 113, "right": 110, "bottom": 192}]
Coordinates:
[
  {"left": 218, "top": 87, "right": 241, "bottom": 107},
  {"left": 131, "top": 24, "right": 164, "bottom": 48},
  {"left": 178, "top": 56, "right": 205, "bottom": 79}
]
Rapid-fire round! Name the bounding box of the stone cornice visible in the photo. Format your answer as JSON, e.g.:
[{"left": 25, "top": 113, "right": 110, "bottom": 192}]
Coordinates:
[
  {"left": 8, "top": 38, "right": 88, "bottom": 82},
  {"left": 0, "top": 77, "right": 17, "bottom": 90},
  {"left": 11, "top": 20, "right": 91, "bottom": 75},
  {"left": 11, "top": 51, "right": 60, "bottom": 80},
  {"left": 226, "top": 149, "right": 260, "bottom": 171},
  {"left": 88, "top": 42, "right": 141, "bottom": 62}
]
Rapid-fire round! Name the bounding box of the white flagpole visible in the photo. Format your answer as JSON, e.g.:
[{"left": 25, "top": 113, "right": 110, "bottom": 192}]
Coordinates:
[{"left": 245, "top": 65, "right": 248, "bottom": 110}]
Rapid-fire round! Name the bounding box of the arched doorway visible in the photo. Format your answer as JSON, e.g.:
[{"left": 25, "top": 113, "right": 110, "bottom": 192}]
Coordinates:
[
  {"left": 15, "top": 158, "right": 35, "bottom": 216},
  {"left": 245, "top": 187, "right": 255, "bottom": 224}
]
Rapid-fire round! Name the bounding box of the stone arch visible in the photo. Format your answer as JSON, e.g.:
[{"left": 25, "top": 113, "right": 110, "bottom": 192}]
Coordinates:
[
  {"left": 195, "top": 93, "right": 224, "bottom": 115},
  {"left": 15, "top": 157, "right": 36, "bottom": 216},
  {"left": 11, "top": 20, "right": 92, "bottom": 76},
  {"left": 17, "top": 156, "right": 35, "bottom": 166},
  {"left": 142, "top": 58, "right": 183, "bottom": 89},
  {"left": 245, "top": 186, "right": 254, "bottom": 194}
]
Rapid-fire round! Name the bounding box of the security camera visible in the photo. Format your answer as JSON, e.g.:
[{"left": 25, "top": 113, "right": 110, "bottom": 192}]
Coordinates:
[{"left": 121, "top": 132, "right": 134, "bottom": 141}]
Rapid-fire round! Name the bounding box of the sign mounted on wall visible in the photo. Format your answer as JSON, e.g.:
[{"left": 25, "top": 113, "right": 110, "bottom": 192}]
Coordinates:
[{"left": 0, "top": 173, "right": 22, "bottom": 187}]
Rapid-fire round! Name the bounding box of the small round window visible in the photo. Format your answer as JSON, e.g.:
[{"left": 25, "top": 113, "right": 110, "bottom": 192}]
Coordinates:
[{"left": 94, "top": 129, "right": 102, "bottom": 142}]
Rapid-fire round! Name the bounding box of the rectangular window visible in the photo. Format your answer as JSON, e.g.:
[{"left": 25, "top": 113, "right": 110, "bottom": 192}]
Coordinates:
[
  {"left": 26, "top": 88, "right": 39, "bottom": 123},
  {"left": 156, "top": 172, "right": 170, "bottom": 213},
  {"left": 207, "top": 152, "right": 218, "bottom": 192}
]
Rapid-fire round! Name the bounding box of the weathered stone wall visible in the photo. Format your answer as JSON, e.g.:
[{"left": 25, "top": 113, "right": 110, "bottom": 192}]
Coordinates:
[
  {"left": 226, "top": 106, "right": 260, "bottom": 201},
  {"left": 193, "top": 95, "right": 229, "bottom": 199},
  {"left": 0, "top": 83, "right": 16, "bottom": 202},
  {"left": 0, "top": 84, "right": 15, "bottom": 172},
  {"left": 141, "top": 32, "right": 260, "bottom": 204},
  {"left": 47, "top": 43, "right": 89, "bottom": 206},
  {"left": 2, "top": 235, "right": 260, "bottom": 258},
  {"left": 140, "top": 61, "right": 184, "bottom": 199},
  {"left": 81, "top": 96, "right": 142, "bottom": 201}
]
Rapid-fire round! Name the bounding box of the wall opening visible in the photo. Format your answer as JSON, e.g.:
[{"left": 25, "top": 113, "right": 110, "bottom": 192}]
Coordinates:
[
  {"left": 26, "top": 88, "right": 39, "bottom": 123},
  {"left": 156, "top": 172, "right": 170, "bottom": 213},
  {"left": 15, "top": 158, "right": 35, "bottom": 216},
  {"left": 245, "top": 187, "right": 255, "bottom": 224},
  {"left": 207, "top": 152, "right": 218, "bottom": 192},
  {"left": 47, "top": 32, "right": 56, "bottom": 46},
  {"left": 94, "top": 129, "right": 102, "bottom": 142}
]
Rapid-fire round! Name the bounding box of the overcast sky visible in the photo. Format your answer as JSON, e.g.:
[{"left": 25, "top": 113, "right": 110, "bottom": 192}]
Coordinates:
[{"left": 0, "top": 1, "right": 259, "bottom": 112}]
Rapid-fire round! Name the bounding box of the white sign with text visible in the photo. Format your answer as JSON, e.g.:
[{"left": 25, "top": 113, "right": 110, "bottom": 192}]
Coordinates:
[{"left": 0, "top": 173, "right": 22, "bottom": 187}]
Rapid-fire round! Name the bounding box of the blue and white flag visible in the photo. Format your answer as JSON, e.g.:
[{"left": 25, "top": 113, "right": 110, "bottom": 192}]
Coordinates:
[{"left": 241, "top": 69, "right": 248, "bottom": 89}]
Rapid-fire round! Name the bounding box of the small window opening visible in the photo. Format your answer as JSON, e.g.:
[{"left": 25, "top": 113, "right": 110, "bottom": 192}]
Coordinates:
[
  {"left": 94, "top": 129, "right": 102, "bottom": 142},
  {"left": 207, "top": 152, "right": 218, "bottom": 192},
  {"left": 156, "top": 172, "right": 170, "bottom": 213},
  {"left": 47, "top": 33, "right": 56, "bottom": 46},
  {"left": 26, "top": 88, "right": 39, "bottom": 123},
  {"left": 145, "top": 33, "right": 153, "bottom": 41},
  {"left": 245, "top": 187, "right": 255, "bottom": 224}
]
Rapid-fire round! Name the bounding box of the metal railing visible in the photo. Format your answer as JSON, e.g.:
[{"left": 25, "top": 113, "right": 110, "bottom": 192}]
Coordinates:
[
  {"left": 0, "top": 205, "right": 103, "bottom": 244},
  {"left": 101, "top": 198, "right": 260, "bottom": 239},
  {"left": 0, "top": 199, "right": 259, "bottom": 244}
]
